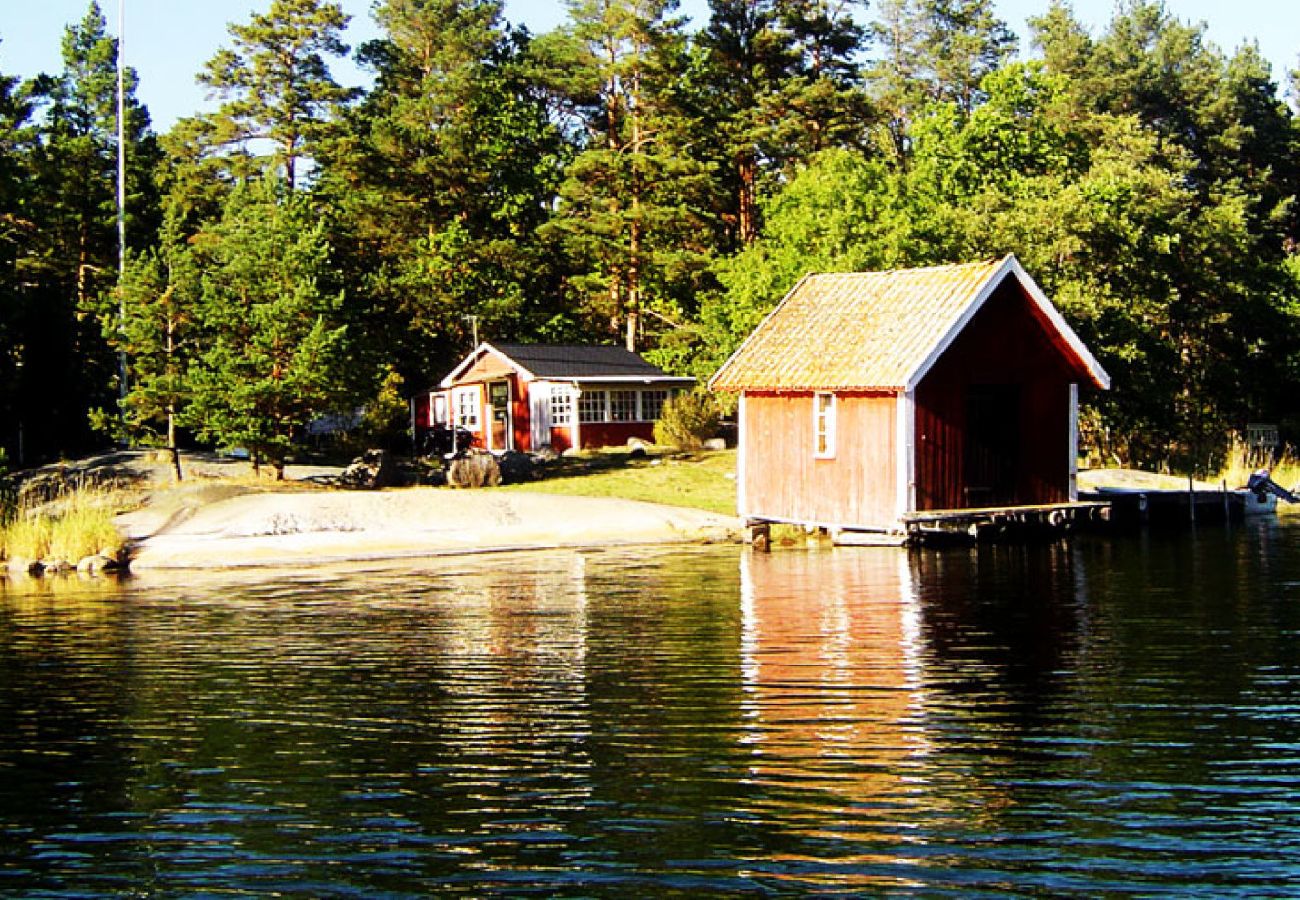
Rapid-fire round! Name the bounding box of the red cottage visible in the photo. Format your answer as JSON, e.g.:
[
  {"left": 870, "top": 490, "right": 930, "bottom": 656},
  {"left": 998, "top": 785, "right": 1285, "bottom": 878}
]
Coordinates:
[
  {"left": 708, "top": 255, "right": 1111, "bottom": 537},
  {"left": 413, "top": 343, "right": 694, "bottom": 453}
]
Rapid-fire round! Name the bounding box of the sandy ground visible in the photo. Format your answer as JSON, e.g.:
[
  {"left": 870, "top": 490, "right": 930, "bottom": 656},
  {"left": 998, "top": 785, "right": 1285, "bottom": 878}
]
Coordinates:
[{"left": 1078, "top": 468, "right": 1242, "bottom": 492}]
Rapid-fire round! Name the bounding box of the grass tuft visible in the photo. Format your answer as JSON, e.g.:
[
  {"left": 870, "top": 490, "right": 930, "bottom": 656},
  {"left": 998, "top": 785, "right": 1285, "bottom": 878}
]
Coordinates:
[{"left": 1, "top": 487, "right": 127, "bottom": 565}]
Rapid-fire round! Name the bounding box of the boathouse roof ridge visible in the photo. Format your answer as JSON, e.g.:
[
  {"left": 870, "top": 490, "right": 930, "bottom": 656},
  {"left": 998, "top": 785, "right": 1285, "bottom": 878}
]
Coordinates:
[{"left": 709, "top": 255, "right": 1110, "bottom": 393}]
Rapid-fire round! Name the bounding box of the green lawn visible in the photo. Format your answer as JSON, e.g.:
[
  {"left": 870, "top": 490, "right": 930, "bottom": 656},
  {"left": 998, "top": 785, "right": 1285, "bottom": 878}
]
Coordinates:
[{"left": 499, "top": 448, "right": 739, "bottom": 516}]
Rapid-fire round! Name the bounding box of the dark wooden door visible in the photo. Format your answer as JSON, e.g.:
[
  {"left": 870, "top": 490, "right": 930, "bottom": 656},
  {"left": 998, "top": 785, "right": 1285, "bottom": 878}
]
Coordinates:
[{"left": 965, "top": 384, "right": 1020, "bottom": 507}]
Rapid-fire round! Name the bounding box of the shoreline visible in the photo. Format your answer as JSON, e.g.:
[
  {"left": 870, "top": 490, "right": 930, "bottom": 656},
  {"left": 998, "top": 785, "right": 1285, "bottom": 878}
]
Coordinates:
[{"left": 121, "top": 487, "right": 743, "bottom": 570}]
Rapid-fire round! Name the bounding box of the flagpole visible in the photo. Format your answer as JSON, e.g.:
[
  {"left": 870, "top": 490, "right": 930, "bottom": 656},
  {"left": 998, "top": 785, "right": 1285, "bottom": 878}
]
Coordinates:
[{"left": 116, "top": 0, "right": 127, "bottom": 420}]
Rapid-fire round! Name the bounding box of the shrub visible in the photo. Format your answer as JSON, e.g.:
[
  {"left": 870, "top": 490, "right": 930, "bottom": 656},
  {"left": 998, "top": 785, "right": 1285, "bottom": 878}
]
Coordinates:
[{"left": 654, "top": 391, "right": 722, "bottom": 450}]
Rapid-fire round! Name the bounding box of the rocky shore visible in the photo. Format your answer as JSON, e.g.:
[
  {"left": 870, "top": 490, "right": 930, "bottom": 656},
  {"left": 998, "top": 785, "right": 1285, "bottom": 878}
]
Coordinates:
[{"left": 121, "top": 487, "right": 741, "bottom": 570}]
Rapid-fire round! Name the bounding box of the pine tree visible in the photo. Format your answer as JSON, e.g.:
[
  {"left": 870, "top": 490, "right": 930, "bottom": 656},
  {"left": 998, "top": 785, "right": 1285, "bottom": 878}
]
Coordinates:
[
  {"left": 193, "top": 0, "right": 355, "bottom": 190},
  {"left": 316, "top": 0, "right": 568, "bottom": 391},
  {"left": 919, "top": 0, "right": 1017, "bottom": 114},
  {"left": 184, "top": 179, "right": 352, "bottom": 479},
  {"left": 107, "top": 235, "right": 199, "bottom": 481},
  {"left": 0, "top": 53, "right": 36, "bottom": 463},
  {"left": 536, "top": 0, "right": 716, "bottom": 352},
  {"left": 21, "top": 1, "right": 160, "bottom": 459}
]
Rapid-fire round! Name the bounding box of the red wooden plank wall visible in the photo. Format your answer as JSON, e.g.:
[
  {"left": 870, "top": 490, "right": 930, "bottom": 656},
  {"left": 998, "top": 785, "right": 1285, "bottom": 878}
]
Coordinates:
[{"left": 914, "top": 280, "right": 1077, "bottom": 510}]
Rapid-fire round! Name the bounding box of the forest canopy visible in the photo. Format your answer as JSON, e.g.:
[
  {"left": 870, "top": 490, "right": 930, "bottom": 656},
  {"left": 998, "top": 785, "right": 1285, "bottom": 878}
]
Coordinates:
[{"left": 2, "top": 0, "right": 1299, "bottom": 475}]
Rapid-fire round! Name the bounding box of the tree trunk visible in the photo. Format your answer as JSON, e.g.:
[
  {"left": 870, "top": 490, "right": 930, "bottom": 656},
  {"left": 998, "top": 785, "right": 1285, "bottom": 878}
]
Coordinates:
[
  {"left": 737, "top": 152, "right": 758, "bottom": 244},
  {"left": 166, "top": 408, "right": 183, "bottom": 483}
]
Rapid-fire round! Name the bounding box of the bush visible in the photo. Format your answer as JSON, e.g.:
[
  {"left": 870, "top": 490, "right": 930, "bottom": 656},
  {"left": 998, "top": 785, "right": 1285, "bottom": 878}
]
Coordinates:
[{"left": 654, "top": 391, "right": 722, "bottom": 450}]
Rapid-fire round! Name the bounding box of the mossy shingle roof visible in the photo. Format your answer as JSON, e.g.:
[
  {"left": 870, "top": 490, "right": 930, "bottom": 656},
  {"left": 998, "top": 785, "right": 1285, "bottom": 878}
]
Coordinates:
[{"left": 709, "top": 255, "right": 1109, "bottom": 392}]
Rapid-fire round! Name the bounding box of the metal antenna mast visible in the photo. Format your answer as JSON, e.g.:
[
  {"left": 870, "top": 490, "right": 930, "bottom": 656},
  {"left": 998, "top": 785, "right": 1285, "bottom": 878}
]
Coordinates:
[{"left": 116, "top": 0, "right": 127, "bottom": 414}]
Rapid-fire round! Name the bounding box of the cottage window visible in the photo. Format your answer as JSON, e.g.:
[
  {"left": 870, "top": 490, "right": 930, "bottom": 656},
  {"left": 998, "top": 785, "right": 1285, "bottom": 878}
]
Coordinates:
[
  {"left": 814, "top": 392, "right": 835, "bottom": 458},
  {"left": 579, "top": 389, "right": 607, "bottom": 423},
  {"left": 641, "top": 389, "right": 669, "bottom": 421},
  {"left": 549, "top": 388, "right": 574, "bottom": 426},
  {"left": 454, "top": 387, "right": 480, "bottom": 431},
  {"left": 610, "top": 390, "right": 638, "bottom": 422}
]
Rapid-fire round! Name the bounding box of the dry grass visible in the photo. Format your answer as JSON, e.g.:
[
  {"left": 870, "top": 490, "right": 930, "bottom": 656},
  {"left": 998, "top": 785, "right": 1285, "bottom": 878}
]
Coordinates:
[
  {"left": 1218, "top": 441, "right": 1300, "bottom": 489},
  {"left": 1217, "top": 440, "right": 1300, "bottom": 516},
  {"left": 1, "top": 487, "right": 128, "bottom": 565}
]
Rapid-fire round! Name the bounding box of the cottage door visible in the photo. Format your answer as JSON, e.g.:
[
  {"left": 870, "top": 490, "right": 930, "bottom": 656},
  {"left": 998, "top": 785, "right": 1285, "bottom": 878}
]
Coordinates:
[
  {"left": 530, "top": 383, "right": 552, "bottom": 450},
  {"left": 965, "top": 384, "right": 1020, "bottom": 507},
  {"left": 488, "top": 380, "right": 511, "bottom": 451}
]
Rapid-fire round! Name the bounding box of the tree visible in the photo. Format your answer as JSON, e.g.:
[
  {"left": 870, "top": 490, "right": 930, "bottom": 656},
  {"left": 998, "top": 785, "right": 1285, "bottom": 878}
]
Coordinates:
[
  {"left": 316, "top": 0, "right": 569, "bottom": 392},
  {"left": 104, "top": 236, "right": 199, "bottom": 481},
  {"left": 193, "top": 0, "right": 355, "bottom": 190},
  {"left": 536, "top": 0, "right": 717, "bottom": 352},
  {"left": 684, "top": 0, "right": 870, "bottom": 246},
  {"left": 184, "top": 179, "right": 353, "bottom": 478},
  {"left": 867, "top": 0, "right": 1014, "bottom": 158},
  {"left": 918, "top": 0, "right": 1017, "bottom": 114},
  {"left": 0, "top": 51, "right": 36, "bottom": 463},
  {"left": 20, "top": 2, "right": 160, "bottom": 459}
]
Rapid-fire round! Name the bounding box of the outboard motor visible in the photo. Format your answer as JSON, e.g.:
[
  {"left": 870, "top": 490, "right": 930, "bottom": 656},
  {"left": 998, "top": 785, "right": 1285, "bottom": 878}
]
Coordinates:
[{"left": 1247, "top": 468, "right": 1300, "bottom": 504}]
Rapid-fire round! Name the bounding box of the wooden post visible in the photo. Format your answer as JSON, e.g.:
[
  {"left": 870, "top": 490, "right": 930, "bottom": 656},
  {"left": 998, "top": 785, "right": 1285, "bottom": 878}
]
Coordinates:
[{"left": 1188, "top": 474, "right": 1196, "bottom": 524}]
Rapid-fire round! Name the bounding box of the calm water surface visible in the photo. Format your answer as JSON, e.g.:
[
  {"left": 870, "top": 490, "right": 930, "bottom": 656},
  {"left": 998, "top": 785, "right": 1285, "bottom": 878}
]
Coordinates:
[{"left": 4, "top": 523, "right": 1300, "bottom": 896}]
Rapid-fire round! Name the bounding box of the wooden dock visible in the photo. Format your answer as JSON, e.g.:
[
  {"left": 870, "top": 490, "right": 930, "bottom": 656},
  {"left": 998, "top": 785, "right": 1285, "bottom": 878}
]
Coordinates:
[
  {"left": 747, "top": 487, "right": 1271, "bottom": 550},
  {"left": 900, "top": 501, "right": 1110, "bottom": 544},
  {"left": 1079, "top": 487, "right": 1273, "bottom": 528}
]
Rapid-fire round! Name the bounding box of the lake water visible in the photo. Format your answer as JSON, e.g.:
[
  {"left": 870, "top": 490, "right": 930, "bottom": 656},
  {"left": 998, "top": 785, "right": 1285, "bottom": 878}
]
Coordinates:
[{"left": 4, "top": 522, "right": 1300, "bottom": 896}]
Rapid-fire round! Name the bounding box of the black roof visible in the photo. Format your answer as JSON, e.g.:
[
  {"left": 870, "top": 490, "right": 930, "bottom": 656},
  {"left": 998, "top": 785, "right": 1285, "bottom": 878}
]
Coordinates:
[{"left": 490, "top": 343, "right": 680, "bottom": 379}]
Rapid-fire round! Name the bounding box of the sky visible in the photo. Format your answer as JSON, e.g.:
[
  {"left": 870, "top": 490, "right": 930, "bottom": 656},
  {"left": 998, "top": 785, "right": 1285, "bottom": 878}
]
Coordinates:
[{"left": 1, "top": 0, "right": 1296, "bottom": 131}]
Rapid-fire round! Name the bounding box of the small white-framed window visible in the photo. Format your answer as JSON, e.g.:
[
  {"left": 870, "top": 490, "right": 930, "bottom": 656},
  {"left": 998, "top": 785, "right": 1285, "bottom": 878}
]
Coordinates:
[
  {"left": 579, "top": 389, "right": 607, "bottom": 423},
  {"left": 814, "top": 392, "right": 836, "bottom": 458},
  {"left": 549, "top": 387, "right": 574, "bottom": 426},
  {"left": 454, "top": 386, "right": 481, "bottom": 431},
  {"left": 610, "top": 390, "right": 638, "bottom": 422}
]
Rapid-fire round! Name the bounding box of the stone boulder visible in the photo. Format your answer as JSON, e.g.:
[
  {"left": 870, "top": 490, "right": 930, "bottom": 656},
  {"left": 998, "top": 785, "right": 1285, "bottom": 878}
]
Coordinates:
[
  {"left": 340, "top": 449, "right": 395, "bottom": 490},
  {"left": 497, "top": 451, "right": 536, "bottom": 484},
  {"left": 447, "top": 450, "right": 501, "bottom": 489}
]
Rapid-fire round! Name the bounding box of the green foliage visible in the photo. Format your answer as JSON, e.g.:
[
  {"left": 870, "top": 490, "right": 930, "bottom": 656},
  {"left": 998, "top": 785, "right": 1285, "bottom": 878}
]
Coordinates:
[
  {"left": 356, "top": 366, "right": 410, "bottom": 450},
  {"left": 317, "top": 0, "right": 569, "bottom": 388},
  {"left": 654, "top": 390, "right": 723, "bottom": 450},
  {"left": 183, "top": 178, "right": 354, "bottom": 477},
  {"left": 2, "top": 0, "right": 1300, "bottom": 479},
  {"left": 11, "top": 2, "right": 161, "bottom": 460},
  {"left": 194, "top": 0, "right": 354, "bottom": 189}
]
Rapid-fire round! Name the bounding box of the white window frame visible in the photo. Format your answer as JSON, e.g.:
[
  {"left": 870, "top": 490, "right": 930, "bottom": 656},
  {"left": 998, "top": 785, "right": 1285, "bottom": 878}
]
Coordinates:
[
  {"left": 641, "top": 389, "right": 669, "bottom": 422},
  {"left": 453, "top": 386, "right": 481, "bottom": 431},
  {"left": 814, "top": 392, "right": 836, "bottom": 459},
  {"left": 579, "top": 389, "right": 608, "bottom": 424},
  {"left": 549, "top": 386, "right": 574, "bottom": 426},
  {"left": 609, "top": 389, "right": 638, "bottom": 422}
]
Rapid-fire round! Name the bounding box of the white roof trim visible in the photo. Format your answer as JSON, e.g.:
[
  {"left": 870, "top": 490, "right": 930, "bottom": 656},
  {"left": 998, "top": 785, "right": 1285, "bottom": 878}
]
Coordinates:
[
  {"left": 439, "top": 342, "right": 535, "bottom": 388},
  {"left": 707, "top": 273, "right": 813, "bottom": 392},
  {"left": 903, "top": 255, "right": 1111, "bottom": 391}
]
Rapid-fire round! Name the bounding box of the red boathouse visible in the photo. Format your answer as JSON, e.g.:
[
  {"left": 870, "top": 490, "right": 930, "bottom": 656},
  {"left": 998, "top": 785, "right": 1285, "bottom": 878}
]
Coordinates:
[
  {"left": 708, "top": 255, "right": 1111, "bottom": 537},
  {"left": 414, "top": 343, "right": 694, "bottom": 453}
]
